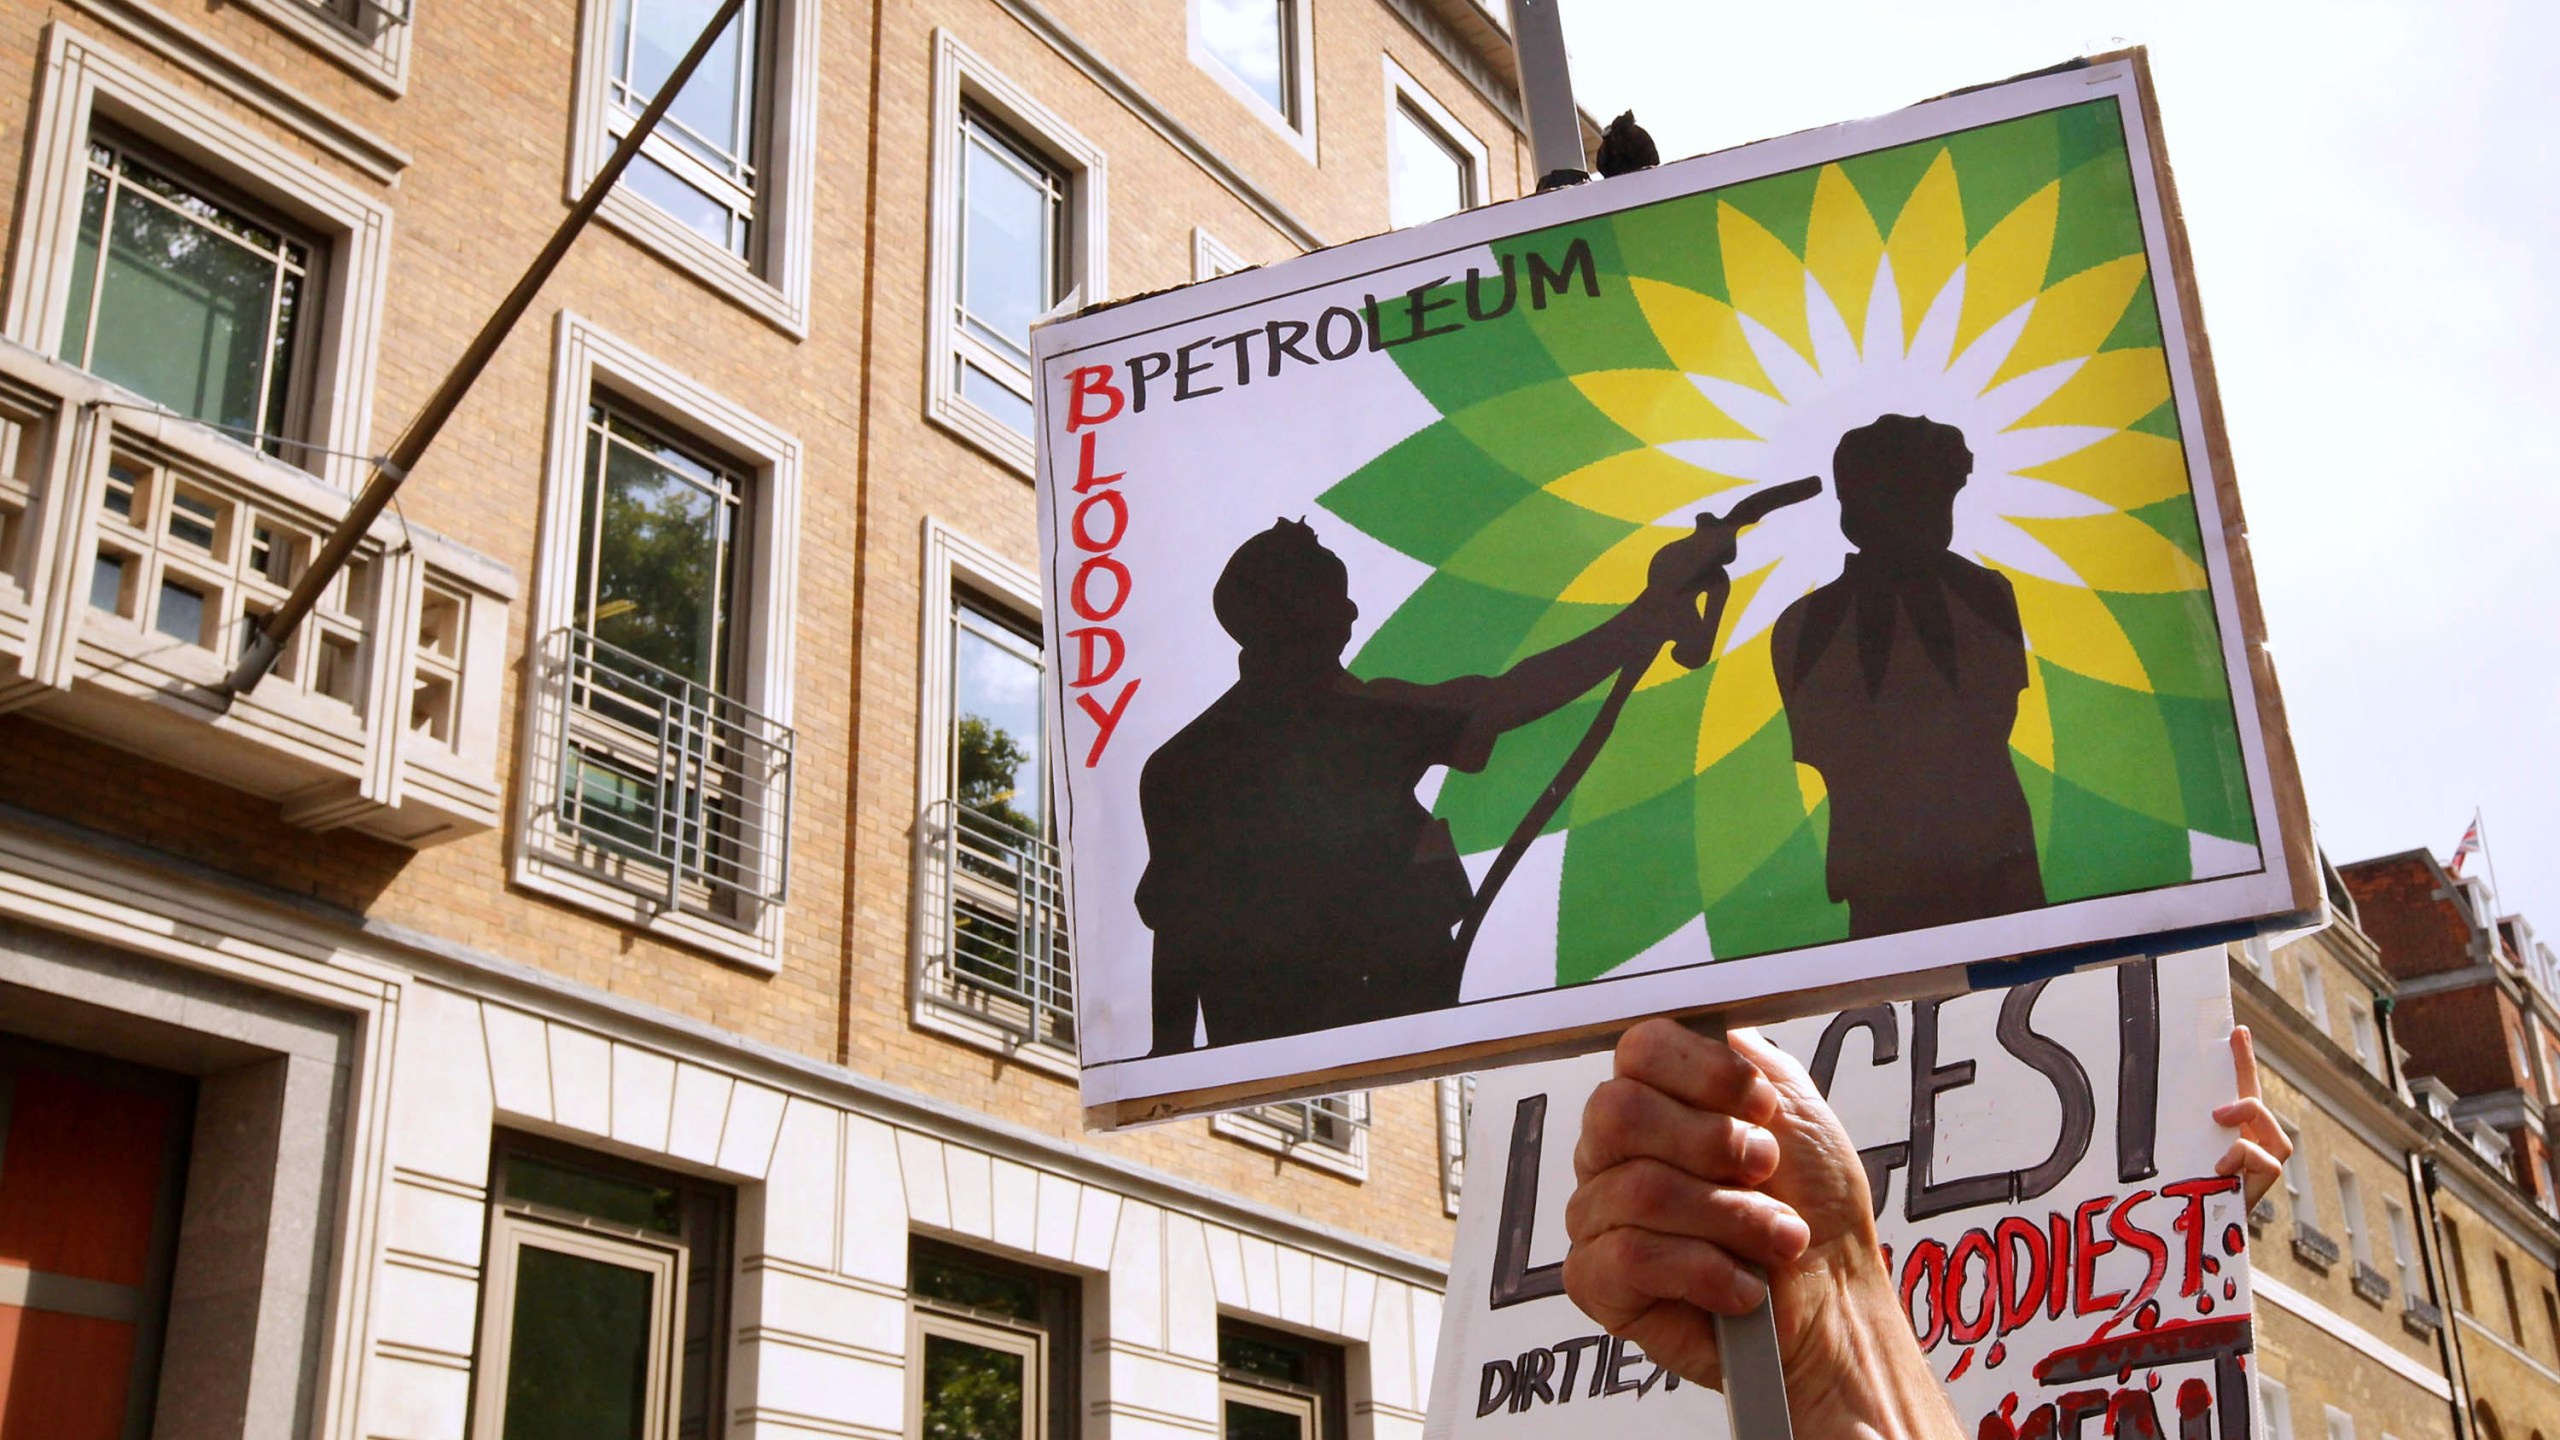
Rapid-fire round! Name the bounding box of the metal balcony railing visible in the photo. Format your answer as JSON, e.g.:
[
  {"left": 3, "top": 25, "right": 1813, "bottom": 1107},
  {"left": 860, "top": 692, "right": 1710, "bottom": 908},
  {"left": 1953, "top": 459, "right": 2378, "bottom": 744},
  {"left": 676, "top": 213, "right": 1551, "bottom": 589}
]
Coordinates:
[
  {"left": 552, "top": 627, "right": 793, "bottom": 920},
  {"left": 921, "top": 798, "right": 1075, "bottom": 1051},
  {"left": 1247, "top": 1095, "right": 1369, "bottom": 1152}
]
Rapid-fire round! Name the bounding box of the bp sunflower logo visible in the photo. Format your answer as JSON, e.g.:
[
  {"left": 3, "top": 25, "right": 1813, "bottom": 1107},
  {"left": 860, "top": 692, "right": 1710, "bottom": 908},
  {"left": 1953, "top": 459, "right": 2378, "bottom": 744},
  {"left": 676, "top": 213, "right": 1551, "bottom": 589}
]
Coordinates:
[{"left": 1322, "top": 99, "right": 2257, "bottom": 985}]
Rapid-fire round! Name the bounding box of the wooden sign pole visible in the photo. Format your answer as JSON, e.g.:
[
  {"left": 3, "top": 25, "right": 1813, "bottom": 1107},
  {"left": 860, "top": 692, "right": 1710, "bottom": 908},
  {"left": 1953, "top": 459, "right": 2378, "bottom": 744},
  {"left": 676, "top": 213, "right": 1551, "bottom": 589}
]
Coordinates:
[{"left": 1691, "top": 1014, "right": 1796, "bottom": 1440}]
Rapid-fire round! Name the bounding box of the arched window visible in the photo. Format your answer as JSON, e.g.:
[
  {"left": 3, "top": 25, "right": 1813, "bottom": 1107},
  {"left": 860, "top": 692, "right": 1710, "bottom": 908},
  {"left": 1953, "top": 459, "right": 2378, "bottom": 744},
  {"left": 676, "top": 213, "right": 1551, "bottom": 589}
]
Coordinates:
[{"left": 2474, "top": 1400, "right": 2505, "bottom": 1440}]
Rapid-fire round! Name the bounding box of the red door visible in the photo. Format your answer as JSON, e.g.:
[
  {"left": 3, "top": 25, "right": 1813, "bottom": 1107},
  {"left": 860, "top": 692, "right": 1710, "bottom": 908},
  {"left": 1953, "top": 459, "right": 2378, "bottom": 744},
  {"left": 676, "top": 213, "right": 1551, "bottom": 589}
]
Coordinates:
[{"left": 0, "top": 1043, "right": 191, "bottom": 1440}]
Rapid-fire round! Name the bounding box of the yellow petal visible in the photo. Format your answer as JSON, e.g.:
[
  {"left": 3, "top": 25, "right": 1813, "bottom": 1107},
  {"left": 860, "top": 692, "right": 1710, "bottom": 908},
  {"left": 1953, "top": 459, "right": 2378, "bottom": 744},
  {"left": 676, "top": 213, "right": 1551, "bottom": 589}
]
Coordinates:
[
  {"left": 2010, "top": 650, "right": 2055, "bottom": 770},
  {"left": 2001, "top": 568, "right": 2152, "bottom": 692},
  {"left": 2012, "top": 348, "right": 2172, "bottom": 431},
  {"left": 1718, "top": 201, "right": 1813, "bottom": 364},
  {"left": 1991, "top": 254, "right": 2149, "bottom": 389},
  {"left": 2016, "top": 430, "right": 2191, "bottom": 512},
  {"left": 1559, "top": 524, "right": 1680, "bottom": 605},
  {"left": 1805, "top": 165, "right": 1884, "bottom": 350},
  {"left": 1883, "top": 151, "right": 1964, "bottom": 349},
  {"left": 1697, "top": 630, "right": 1784, "bottom": 771},
  {"left": 1547, "top": 447, "right": 1737, "bottom": 524},
  {"left": 1630, "top": 278, "right": 1775, "bottom": 394},
  {"left": 1795, "top": 762, "right": 1828, "bottom": 814},
  {"left": 1571, "top": 369, "right": 1755, "bottom": 446},
  {"left": 1956, "top": 182, "right": 2059, "bottom": 360},
  {"left": 2015, "top": 511, "right": 2209, "bottom": 595}
]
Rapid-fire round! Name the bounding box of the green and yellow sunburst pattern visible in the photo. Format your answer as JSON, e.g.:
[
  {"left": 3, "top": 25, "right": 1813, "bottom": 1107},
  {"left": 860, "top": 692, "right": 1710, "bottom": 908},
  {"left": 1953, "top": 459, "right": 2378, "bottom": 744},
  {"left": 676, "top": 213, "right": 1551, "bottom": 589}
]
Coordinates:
[{"left": 1322, "top": 99, "right": 2258, "bottom": 984}]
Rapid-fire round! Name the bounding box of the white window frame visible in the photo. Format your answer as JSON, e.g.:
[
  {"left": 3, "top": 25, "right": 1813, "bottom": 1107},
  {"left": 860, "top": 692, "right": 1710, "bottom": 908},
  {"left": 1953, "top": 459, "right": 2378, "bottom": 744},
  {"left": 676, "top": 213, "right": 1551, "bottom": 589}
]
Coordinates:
[
  {"left": 514, "top": 313, "right": 802, "bottom": 971},
  {"left": 472, "top": 1209, "right": 685, "bottom": 1440},
  {"left": 1188, "top": 0, "right": 1317, "bottom": 157},
  {"left": 2298, "top": 954, "right": 2331, "bottom": 1031},
  {"left": 2280, "top": 1118, "right": 2307, "bottom": 1217},
  {"left": 2336, "top": 1163, "right": 2370, "bottom": 1267},
  {"left": 912, "top": 518, "right": 1077, "bottom": 1075},
  {"left": 2350, "top": 1004, "right": 2377, "bottom": 1070},
  {"left": 2258, "top": 1375, "right": 2293, "bottom": 1440},
  {"left": 1222, "top": 1377, "right": 1319, "bottom": 1440},
  {"left": 6, "top": 24, "right": 394, "bottom": 496},
  {"left": 229, "top": 0, "right": 415, "bottom": 94},
  {"left": 908, "top": 1306, "right": 1045, "bottom": 1440},
  {"left": 1438, "top": 1074, "right": 1473, "bottom": 1216},
  {"left": 2386, "top": 1197, "right": 2420, "bottom": 1299},
  {"left": 1380, "top": 56, "right": 1487, "bottom": 232},
  {"left": 1213, "top": 1093, "right": 1370, "bottom": 1181},
  {"left": 2324, "top": 1405, "right": 2356, "bottom": 1440},
  {"left": 926, "top": 31, "right": 1108, "bottom": 477},
  {"left": 1195, "top": 227, "right": 1247, "bottom": 282},
  {"left": 565, "top": 0, "right": 819, "bottom": 335}
]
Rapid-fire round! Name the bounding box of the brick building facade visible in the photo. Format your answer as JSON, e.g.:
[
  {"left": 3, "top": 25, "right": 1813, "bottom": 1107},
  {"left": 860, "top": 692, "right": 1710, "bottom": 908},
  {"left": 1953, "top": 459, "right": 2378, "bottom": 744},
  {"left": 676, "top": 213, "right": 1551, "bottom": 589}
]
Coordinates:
[{"left": 0, "top": 0, "right": 1546, "bottom": 1433}]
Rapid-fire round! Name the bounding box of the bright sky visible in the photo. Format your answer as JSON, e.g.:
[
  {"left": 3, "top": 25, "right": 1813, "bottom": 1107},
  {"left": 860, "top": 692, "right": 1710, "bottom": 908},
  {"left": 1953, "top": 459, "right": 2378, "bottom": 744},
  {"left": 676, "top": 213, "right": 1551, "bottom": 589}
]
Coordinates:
[{"left": 1558, "top": 0, "right": 2560, "bottom": 938}]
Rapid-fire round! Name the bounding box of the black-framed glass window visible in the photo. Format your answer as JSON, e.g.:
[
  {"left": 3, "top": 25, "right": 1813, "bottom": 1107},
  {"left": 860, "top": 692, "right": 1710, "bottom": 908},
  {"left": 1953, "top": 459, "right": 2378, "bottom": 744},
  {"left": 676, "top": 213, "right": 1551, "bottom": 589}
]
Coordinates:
[
  {"left": 1219, "top": 1319, "right": 1345, "bottom": 1440},
  {"left": 473, "top": 1134, "right": 733, "bottom": 1440},
  {"left": 60, "top": 134, "right": 318, "bottom": 459},
  {"left": 954, "top": 108, "right": 1067, "bottom": 437},
  {"left": 607, "top": 0, "right": 768, "bottom": 256},
  {"left": 909, "top": 1239, "right": 1081, "bottom": 1440}
]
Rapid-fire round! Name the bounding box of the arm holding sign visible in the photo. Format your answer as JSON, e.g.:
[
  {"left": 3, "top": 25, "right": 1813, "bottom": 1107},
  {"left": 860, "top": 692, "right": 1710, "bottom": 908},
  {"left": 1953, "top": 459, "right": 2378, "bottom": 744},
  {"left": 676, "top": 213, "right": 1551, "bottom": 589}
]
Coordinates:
[{"left": 1564, "top": 1020, "right": 1962, "bottom": 1439}]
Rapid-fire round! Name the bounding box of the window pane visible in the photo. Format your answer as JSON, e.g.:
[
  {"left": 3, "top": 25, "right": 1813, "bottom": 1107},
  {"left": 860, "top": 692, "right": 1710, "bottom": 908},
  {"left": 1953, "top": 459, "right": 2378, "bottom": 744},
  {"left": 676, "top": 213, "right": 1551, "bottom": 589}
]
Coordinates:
[
  {"left": 920, "top": 1332, "right": 1025, "bottom": 1440},
  {"left": 580, "top": 413, "right": 738, "bottom": 690},
  {"left": 503, "top": 1245, "right": 659, "bottom": 1440},
  {"left": 616, "top": 0, "right": 753, "bottom": 164},
  {"left": 90, "top": 552, "right": 127, "bottom": 613},
  {"left": 1225, "top": 1399, "right": 1307, "bottom": 1440},
  {"left": 1201, "top": 0, "right": 1289, "bottom": 117},
  {"left": 957, "top": 360, "right": 1034, "bottom": 437},
  {"left": 61, "top": 171, "right": 109, "bottom": 366},
  {"left": 1220, "top": 1331, "right": 1307, "bottom": 1386},
  {"left": 622, "top": 148, "right": 739, "bottom": 254},
  {"left": 74, "top": 169, "right": 291, "bottom": 436},
  {"left": 1389, "top": 105, "right": 1469, "bottom": 229},
  {"left": 155, "top": 577, "right": 206, "bottom": 644},
  {"left": 914, "top": 1247, "right": 1042, "bottom": 1320},
  {"left": 505, "top": 1152, "right": 684, "bottom": 1235},
  {"left": 959, "top": 120, "right": 1058, "bottom": 365},
  {"left": 954, "top": 614, "right": 1043, "bottom": 835}
]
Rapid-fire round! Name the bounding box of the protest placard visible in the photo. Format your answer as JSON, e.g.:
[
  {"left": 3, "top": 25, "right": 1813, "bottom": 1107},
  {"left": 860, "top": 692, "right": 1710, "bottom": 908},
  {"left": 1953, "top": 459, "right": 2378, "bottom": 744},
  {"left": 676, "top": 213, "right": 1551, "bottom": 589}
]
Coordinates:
[
  {"left": 1425, "top": 951, "right": 2257, "bottom": 1440},
  {"left": 1034, "top": 52, "right": 2316, "bottom": 1125}
]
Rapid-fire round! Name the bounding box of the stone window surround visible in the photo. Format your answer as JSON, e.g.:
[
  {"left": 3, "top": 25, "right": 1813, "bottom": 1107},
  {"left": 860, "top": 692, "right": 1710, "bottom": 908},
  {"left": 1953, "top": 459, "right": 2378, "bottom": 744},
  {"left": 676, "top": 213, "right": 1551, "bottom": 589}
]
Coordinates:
[
  {"left": 1186, "top": 0, "right": 1319, "bottom": 161},
  {"left": 564, "top": 0, "right": 822, "bottom": 337},
  {"left": 5, "top": 22, "right": 394, "bottom": 499},
  {"left": 1380, "top": 54, "right": 1488, "bottom": 228},
  {"left": 1194, "top": 226, "right": 1246, "bottom": 282},
  {"left": 227, "top": 0, "right": 416, "bottom": 95},
  {"left": 0, "top": 914, "right": 356, "bottom": 1440},
  {"left": 910, "top": 518, "right": 1075, "bottom": 1075},
  {"left": 925, "top": 29, "right": 1111, "bottom": 478},
  {"left": 513, "top": 311, "right": 804, "bottom": 973}
]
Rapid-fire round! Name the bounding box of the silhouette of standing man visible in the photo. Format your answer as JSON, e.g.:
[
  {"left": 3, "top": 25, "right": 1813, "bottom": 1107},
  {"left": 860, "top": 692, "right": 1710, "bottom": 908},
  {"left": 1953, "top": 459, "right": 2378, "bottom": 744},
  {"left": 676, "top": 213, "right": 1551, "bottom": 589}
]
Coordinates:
[
  {"left": 1772, "top": 414, "right": 2045, "bottom": 940},
  {"left": 1137, "top": 519, "right": 1686, "bottom": 1054}
]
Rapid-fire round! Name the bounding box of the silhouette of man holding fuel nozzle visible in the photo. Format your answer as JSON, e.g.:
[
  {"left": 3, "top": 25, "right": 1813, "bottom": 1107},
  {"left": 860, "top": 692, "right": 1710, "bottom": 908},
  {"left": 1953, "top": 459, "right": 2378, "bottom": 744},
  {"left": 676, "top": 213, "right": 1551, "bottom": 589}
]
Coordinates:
[
  {"left": 1136, "top": 517, "right": 1707, "bottom": 1054},
  {"left": 1772, "top": 413, "right": 2045, "bottom": 940}
]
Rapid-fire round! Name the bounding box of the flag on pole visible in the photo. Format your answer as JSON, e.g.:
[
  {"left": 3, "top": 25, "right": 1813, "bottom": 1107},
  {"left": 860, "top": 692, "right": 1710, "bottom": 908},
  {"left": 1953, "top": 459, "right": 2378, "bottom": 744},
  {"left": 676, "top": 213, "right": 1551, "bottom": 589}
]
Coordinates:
[{"left": 2450, "top": 815, "right": 2483, "bottom": 876}]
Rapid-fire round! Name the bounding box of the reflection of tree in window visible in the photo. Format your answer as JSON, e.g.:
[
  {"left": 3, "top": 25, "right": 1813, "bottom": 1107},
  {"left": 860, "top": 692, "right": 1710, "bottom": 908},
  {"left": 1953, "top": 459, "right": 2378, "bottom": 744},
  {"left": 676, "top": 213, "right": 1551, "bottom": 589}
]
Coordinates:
[
  {"left": 1219, "top": 1321, "right": 1340, "bottom": 1440},
  {"left": 60, "top": 137, "right": 314, "bottom": 458},
  {"left": 910, "top": 1241, "right": 1078, "bottom": 1440},
  {"left": 952, "top": 601, "right": 1044, "bottom": 838},
  {"left": 576, "top": 401, "right": 742, "bottom": 690}
]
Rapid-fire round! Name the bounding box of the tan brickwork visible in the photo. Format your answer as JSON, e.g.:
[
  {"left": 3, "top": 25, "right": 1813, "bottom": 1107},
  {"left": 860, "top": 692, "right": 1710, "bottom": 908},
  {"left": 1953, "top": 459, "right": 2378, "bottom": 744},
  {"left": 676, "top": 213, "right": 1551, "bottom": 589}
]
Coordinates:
[{"left": 0, "top": 0, "right": 1529, "bottom": 1263}]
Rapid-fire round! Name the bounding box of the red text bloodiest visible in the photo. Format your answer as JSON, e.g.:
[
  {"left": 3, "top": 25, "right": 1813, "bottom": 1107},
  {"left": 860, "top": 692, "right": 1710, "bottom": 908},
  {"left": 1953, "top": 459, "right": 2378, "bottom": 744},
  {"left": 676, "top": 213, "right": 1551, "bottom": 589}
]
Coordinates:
[{"left": 1063, "top": 368, "right": 1139, "bottom": 766}]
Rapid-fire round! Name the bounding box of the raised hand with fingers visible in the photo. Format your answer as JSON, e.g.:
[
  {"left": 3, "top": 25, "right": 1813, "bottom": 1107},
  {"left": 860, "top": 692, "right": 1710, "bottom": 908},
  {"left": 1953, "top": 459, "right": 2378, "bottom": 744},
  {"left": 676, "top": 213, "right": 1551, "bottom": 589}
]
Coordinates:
[
  {"left": 1562, "top": 1018, "right": 1962, "bottom": 1438},
  {"left": 2214, "top": 1025, "right": 2292, "bottom": 1208}
]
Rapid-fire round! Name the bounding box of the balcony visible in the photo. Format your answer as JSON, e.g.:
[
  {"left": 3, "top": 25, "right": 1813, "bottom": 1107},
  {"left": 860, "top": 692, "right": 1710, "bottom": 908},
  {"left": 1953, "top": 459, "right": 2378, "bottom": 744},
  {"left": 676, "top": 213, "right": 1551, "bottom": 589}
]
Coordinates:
[
  {"left": 2290, "top": 1221, "right": 2342, "bottom": 1271},
  {"left": 2402, "top": 1294, "right": 2445, "bottom": 1338},
  {"left": 531, "top": 628, "right": 793, "bottom": 926},
  {"left": 2248, "top": 1196, "right": 2277, "bottom": 1234},
  {"left": 915, "top": 799, "right": 1075, "bottom": 1062},
  {"left": 0, "top": 340, "right": 511, "bottom": 845},
  {"left": 2351, "top": 1261, "right": 2394, "bottom": 1305}
]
